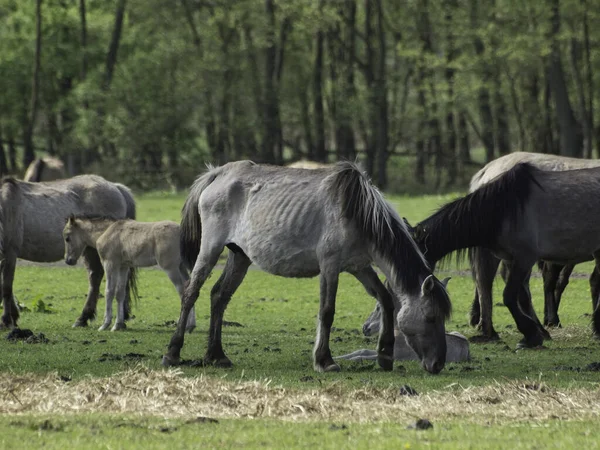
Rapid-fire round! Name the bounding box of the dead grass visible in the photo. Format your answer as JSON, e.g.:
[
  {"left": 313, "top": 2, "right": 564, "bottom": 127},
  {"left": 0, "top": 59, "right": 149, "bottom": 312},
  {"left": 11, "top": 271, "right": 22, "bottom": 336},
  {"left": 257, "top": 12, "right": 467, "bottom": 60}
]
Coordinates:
[{"left": 0, "top": 366, "right": 599, "bottom": 425}]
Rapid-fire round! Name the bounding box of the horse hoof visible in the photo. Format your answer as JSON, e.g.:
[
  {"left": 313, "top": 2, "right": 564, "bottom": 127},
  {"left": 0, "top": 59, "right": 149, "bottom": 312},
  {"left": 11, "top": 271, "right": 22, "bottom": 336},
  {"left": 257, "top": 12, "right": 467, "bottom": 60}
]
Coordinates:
[
  {"left": 162, "top": 354, "right": 180, "bottom": 367},
  {"left": 98, "top": 324, "right": 110, "bottom": 331},
  {"left": 516, "top": 335, "right": 544, "bottom": 349},
  {"left": 185, "top": 326, "right": 196, "bottom": 334},
  {"left": 72, "top": 320, "right": 88, "bottom": 328},
  {"left": 377, "top": 355, "right": 394, "bottom": 371},
  {"left": 324, "top": 363, "right": 341, "bottom": 373},
  {"left": 111, "top": 323, "right": 126, "bottom": 332}
]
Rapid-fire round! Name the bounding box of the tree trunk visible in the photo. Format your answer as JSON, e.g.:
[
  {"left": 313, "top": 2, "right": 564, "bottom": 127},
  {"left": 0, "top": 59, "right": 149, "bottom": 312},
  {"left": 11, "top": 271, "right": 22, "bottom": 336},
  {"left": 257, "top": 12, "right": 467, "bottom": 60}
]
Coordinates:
[
  {"left": 0, "top": 130, "right": 7, "bottom": 176},
  {"left": 570, "top": 35, "right": 592, "bottom": 159},
  {"left": 582, "top": 0, "right": 595, "bottom": 158},
  {"left": 313, "top": 1, "right": 326, "bottom": 163},
  {"left": 547, "top": 0, "right": 582, "bottom": 157},
  {"left": 334, "top": 0, "right": 357, "bottom": 161},
  {"left": 364, "top": 0, "right": 376, "bottom": 177},
  {"left": 444, "top": 0, "right": 457, "bottom": 185},
  {"left": 23, "top": 0, "right": 43, "bottom": 168},
  {"left": 457, "top": 110, "right": 471, "bottom": 166},
  {"left": 374, "top": 0, "right": 388, "bottom": 188},
  {"left": 8, "top": 136, "right": 17, "bottom": 172},
  {"left": 470, "top": 0, "right": 494, "bottom": 162},
  {"left": 103, "top": 0, "right": 127, "bottom": 91},
  {"left": 262, "top": 0, "right": 281, "bottom": 164}
]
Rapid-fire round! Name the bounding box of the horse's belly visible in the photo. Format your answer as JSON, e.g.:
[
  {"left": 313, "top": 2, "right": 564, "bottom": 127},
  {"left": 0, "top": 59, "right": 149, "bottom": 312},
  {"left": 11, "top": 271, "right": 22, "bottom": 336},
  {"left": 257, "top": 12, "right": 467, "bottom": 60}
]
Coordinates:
[
  {"left": 19, "top": 238, "right": 65, "bottom": 263},
  {"left": 248, "top": 248, "right": 321, "bottom": 278}
]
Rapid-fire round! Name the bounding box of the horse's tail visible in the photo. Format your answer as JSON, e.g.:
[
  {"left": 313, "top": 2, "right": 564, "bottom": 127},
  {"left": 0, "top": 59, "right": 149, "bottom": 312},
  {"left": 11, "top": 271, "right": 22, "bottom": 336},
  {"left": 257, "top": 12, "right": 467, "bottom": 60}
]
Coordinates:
[
  {"left": 180, "top": 165, "right": 219, "bottom": 271},
  {"left": 127, "top": 266, "right": 140, "bottom": 304},
  {"left": 0, "top": 178, "right": 23, "bottom": 257},
  {"left": 115, "top": 183, "right": 136, "bottom": 219},
  {"left": 329, "top": 162, "right": 428, "bottom": 292}
]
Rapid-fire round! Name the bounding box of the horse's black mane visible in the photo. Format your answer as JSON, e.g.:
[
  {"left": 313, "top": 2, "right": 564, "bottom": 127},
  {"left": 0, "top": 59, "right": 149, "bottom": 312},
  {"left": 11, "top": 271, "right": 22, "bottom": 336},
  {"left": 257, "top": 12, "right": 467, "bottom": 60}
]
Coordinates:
[{"left": 415, "top": 162, "right": 540, "bottom": 266}]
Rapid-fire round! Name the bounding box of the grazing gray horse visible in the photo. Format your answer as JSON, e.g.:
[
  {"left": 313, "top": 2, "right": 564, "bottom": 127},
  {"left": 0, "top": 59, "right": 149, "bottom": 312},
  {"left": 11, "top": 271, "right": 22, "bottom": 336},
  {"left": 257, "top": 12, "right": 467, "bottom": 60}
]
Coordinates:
[
  {"left": 162, "top": 161, "right": 452, "bottom": 374},
  {"left": 63, "top": 216, "right": 196, "bottom": 332},
  {"left": 410, "top": 163, "right": 600, "bottom": 348},
  {"left": 23, "top": 156, "right": 66, "bottom": 182},
  {"left": 0, "top": 175, "right": 136, "bottom": 329},
  {"left": 468, "top": 152, "right": 600, "bottom": 340}
]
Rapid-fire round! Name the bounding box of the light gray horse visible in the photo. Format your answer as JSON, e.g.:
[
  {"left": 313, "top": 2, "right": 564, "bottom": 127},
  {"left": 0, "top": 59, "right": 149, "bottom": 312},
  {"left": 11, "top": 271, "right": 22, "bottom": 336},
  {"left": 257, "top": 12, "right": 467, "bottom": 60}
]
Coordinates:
[
  {"left": 0, "top": 175, "right": 136, "bottom": 329},
  {"left": 469, "top": 152, "right": 600, "bottom": 340},
  {"left": 410, "top": 162, "right": 600, "bottom": 348},
  {"left": 63, "top": 216, "right": 196, "bottom": 332},
  {"left": 337, "top": 331, "right": 470, "bottom": 363},
  {"left": 162, "top": 161, "right": 452, "bottom": 374},
  {"left": 23, "top": 156, "right": 66, "bottom": 182}
]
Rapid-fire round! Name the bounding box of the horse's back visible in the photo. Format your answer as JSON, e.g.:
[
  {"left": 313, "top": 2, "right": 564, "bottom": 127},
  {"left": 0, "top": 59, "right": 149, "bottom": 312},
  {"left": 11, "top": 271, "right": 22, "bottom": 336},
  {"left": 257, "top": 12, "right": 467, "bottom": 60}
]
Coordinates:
[{"left": 470, "top": 152, "right": 600, "bottom": 192}]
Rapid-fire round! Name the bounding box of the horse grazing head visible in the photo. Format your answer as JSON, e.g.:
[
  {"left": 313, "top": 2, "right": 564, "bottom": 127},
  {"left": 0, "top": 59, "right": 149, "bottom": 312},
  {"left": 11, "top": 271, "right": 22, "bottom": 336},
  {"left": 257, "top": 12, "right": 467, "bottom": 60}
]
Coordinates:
[
  {"left": 395, "top": 274, "right": 451, "bottom": 374},
  {"left": 63, "top": 215, "right": 86, "bottom": 266}
]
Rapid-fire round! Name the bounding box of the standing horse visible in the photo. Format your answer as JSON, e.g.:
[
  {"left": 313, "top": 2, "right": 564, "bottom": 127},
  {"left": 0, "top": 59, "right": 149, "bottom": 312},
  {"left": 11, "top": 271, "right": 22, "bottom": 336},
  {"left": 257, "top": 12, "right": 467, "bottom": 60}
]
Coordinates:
[
  {"left": 0, "top": 175, "right": 136, "bottom": 329},
  {"left": 63, "top": 216, "right": 196, "bottom": 332},
  {"left": 162, "top": 161, "right": 452, "bottom": 374},
  {"left": 410, "top": 162, "right": 600, "bottom": 348},
  {"left": 23, "top": 156, "right": 66, "bottom": 182},
  {"left": 468, "top": 152, "right": 600, "bottom": 339}
]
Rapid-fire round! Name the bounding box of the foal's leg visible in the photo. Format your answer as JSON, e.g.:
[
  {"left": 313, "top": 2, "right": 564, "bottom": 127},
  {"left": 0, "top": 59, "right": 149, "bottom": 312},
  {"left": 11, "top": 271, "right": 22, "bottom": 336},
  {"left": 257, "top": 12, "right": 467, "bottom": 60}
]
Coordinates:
[
  {"left": 204, "top": 250, "right": 251, "bottom": 367},
  {"left": 74, "top": 247, "right": 105, "bottom": 327},
  {"left": 99, "top": 265, "right": 117, "bottom": 331},
  {"left": 162, "top": 239, "right": 226, "bottom": 367},
  {"left": 351, "top": 267, "right": 395, "bottom": 371},
  {"left": 502, "top": 261, "right": 545, "bottom": 348},
  {"left": 542, "top": 263, "right": 562, "bottom": 328},
  {"left": 471, "top": 248, "right": 501, "bottom": 342},
  {"left": 554, "top": 264, "right": 574, "bottom": 313},
  {"left": 111, "top": 267, "right": 129, "bottom": 331},
  {"left": 0, "top": 255, "right": 20, "bottom": 329}
]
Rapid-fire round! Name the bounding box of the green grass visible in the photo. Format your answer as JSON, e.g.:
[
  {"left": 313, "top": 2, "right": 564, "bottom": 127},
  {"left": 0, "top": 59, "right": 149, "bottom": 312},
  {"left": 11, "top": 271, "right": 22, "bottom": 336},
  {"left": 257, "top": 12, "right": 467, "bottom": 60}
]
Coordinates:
[
  {"left": 2, "top": 191, "right": 600, "bottom": 448},
  {"left": 1, "top": 415, "right": 599, "bottom": 449}
]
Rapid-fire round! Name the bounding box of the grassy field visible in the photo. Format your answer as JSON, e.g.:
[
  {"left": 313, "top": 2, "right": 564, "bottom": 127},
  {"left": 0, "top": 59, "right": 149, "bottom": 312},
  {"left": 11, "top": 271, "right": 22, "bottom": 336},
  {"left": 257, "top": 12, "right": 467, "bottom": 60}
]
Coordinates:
[{"left": 1, "top": 191, "right": 599, "bottom": 449}]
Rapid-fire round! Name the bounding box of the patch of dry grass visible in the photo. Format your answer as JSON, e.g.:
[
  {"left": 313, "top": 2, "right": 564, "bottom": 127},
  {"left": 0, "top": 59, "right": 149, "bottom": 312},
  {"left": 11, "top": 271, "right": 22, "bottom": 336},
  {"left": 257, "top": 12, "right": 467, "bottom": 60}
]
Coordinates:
[{"left": 1, "top": 366, "right": 599, "bottom": 425}]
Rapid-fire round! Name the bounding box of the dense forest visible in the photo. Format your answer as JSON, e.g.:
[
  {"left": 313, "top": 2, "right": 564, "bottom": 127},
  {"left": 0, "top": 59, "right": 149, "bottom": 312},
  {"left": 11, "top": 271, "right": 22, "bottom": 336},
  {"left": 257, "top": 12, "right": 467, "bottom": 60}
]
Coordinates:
[{"left": 0, "top": 0, "right": 598, "bottom": 191}]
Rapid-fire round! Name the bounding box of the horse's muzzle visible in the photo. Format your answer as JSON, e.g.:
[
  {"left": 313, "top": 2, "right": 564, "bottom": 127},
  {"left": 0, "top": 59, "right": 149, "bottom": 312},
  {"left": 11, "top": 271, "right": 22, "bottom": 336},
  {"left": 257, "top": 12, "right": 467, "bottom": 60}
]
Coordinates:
[
  {"left": 423, "top": 360, "right": 445, "bottom": 375},
  {"left": 65, "top": 257, "right": 77, "bottom": 266}
]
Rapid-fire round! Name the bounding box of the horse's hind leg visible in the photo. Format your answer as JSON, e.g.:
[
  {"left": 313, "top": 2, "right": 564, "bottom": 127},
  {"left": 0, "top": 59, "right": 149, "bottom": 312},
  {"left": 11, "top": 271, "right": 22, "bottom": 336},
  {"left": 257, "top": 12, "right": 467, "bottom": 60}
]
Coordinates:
[
  {"left": 351, "top": 267, "right": 395, "bottom": 371},
  {"left": 0, "top": 256, "right": 20, "bottom": 329},
  {"left": 162, "top": 239, "right": 227, "bottom": 367},
  {"left": 502, "top": 261, "right": 545, "bottom": 349},
  {"left": 554, "top": 264, "right": 574, "bottom": 312},
  {"left": 111, "top": 268, "right": 129, "bottom": 331},
  {"left": 590, "top": 256, "right": 600, "bottom": 338},
  {"left": 314, "top": 264, "right": 342, "bottom": 373},
  {"left": 517, "top": 269, "right": 550, "bottom": 340},
  {"left": 471, "top": 248, "right": 501, "bottom": 342},
  {"left": 542, "top": 262, "right": 563, "bottom": 328},
  {"left": 166, "top": 265, "right": 196, "bottom": 333},
  {"left": 204, "top": 250, "right": 251, "bottom": 367},
  {"left": 74, "top": 247, "right": 104, "bottom": 327}
]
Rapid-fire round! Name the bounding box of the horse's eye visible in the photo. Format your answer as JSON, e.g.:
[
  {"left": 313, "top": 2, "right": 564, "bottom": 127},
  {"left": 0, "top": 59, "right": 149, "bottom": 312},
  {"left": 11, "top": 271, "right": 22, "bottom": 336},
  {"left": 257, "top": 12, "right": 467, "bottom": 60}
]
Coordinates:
[{"left": 65, "top": 236, "right": 70, "bottom": 243}]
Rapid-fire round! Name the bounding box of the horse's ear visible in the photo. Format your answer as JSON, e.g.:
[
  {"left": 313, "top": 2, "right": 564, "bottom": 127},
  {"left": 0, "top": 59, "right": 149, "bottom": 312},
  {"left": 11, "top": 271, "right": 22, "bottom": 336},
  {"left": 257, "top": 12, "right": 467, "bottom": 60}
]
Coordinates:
[
  {"left": 421, "top": 274, "right": 435, "bottom": 296},
  {"left": 440, "top": 277, "right": 451, "bottom": 288},
  {"left": 402, "top": 217, "right": 415, "bottom": 233},
  {"left": 67, "top": 214, "right": 75, "bottom": 225}
]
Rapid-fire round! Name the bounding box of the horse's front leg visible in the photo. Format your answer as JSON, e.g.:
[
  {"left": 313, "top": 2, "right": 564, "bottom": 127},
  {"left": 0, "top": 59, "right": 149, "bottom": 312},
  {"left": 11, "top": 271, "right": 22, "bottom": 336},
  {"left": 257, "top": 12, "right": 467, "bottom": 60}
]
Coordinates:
[
  {"left": 99, "top": 266, "right": 117, "bottom": 331},
  {"left": 0, "top": 256, "right": 20, "bottom": 329},
  {"left": 471, "top": 248, "right": 501, "bottom": 342},
  {"left": 502, "top": 261, "right": 545, "bottom": 349},
  {"left": 314, "top": 266, "right": 341, "bottom": 373},
  {"left": 351, "top": 267, "right": 395, "bottom": 371},
  {"left": 111, "top": 268, "right": 129, "bottom": 331},
  {"left": 74, "top": 247, "right": 104, "bottom": 327},
  {"left": 590, "top": 255, "right": 600, "bottom": 338}
]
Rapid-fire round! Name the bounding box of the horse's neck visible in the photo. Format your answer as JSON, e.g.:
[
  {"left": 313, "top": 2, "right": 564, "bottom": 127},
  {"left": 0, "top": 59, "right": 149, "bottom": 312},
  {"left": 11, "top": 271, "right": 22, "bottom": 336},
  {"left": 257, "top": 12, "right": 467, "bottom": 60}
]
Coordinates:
[{"left": 79, "top": 220, "right": 114, "bottom": 247}]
